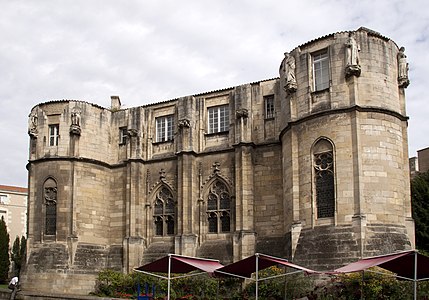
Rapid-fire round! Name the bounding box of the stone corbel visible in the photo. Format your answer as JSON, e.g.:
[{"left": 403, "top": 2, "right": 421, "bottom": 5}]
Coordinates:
[
  {"left": 69, "top": 125, "right": 81, "bottom": 135},
  {"left": 235, "top": 108, "right": 248, "bottom": 119},
  {"left": 285, "top": 81, "right": 297, "bottom": 94},
  {"left": 178, "top": 118, "right": 191, "bottom": 129},
  {"left": 212, "top": 162, "right": 221, "bottom": 174},
  {"left": 345, "top": 65, "right": 361, "bottom": 78},
  {"left": 127, "top": 128, "right": 138, "bottom": 137}
]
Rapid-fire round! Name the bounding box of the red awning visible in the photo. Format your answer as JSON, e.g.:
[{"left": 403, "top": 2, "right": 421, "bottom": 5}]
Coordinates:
[
  {"left": 135, "top": 254, "right": 224, "bottom": 274},
  {"left": 215, "top": 253, "right": 318, "bottom": 278},
  {"left": 333, "top": 250, "right": 429, "bottom": 281}
]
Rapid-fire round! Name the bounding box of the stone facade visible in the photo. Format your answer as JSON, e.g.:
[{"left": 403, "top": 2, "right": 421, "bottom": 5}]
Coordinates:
[
  {"left": 0, "top": 185, "right": 27, "bottom": 247},
  {"left": 22, "top": 27, "right": 414, "bottom": 295}
]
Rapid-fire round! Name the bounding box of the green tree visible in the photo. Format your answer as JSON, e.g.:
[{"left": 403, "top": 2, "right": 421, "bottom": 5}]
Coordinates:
[
  {"left": 411, "top": 170, "right": 429, "bottom": 251},
  {"left": 11, "top": 236, "right": 26, "bottom": 276},
  {"left": 0, "top": 216, "right": 10, "bottom": 283},
  {"left": 20, "top": 236, "right": 27, "bottom": 268}
]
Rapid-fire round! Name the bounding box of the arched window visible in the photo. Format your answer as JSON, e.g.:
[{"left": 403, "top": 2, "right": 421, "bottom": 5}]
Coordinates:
[
  {"left": 313, "top": 139, "right": 335, "bottom": 218},
  {"left": 207, "top": 180, "right": 231, "bottom": 233},
  {"left": 153, "top": 187, "right": 175, "bottom": 236},
  {"left": 43, "top": 178, "right": 57, "bottom": 236}
]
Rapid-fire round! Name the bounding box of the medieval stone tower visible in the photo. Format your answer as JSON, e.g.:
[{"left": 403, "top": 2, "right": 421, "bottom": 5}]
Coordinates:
[{"left": 22, "top": 27, "right": 414, "bottom": 295}]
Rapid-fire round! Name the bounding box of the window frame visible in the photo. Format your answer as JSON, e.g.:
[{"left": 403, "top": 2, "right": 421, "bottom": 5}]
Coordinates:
[
  {"left": 312, "top": 50, "right": 330, "bottom": 92},
  {"left": 119, "top": 127, "right": 128, "bottom": 145},
  {"left": 208, "top": 105, "right": 229, "bottom": 134},
  {"left": 43, "top": 178, "right": 58, "bottom": 236},
  {"left": 206, "top": 180, "right": 231, "bottom": 233},
  {"left": 48, "top": 124, "right": 59, "bottom": 146},
  {"left": 153, "top": 187, "right": 175, "bottom": 236},
  {"left": 264, "top": 95, "right": 275, "bottom": 119},
  {"left": 0, "top": 194, "right": 8, "bottom": 204},
  {"left": 155, "top": 115, "right": 174, "bottom": 143},
  {"left": 312, "top": 139, "right": 336, "bottom": 220}
]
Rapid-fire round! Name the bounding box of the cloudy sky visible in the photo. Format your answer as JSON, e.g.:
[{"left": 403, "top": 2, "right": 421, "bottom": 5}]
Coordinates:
[{"left": 1, "top": 0, "right": 428, "bottom": 187}]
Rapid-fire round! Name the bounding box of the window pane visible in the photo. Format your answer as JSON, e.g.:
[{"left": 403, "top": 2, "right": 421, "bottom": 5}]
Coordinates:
[
  {"left": 156, "top": 118, "right": 165, "bottom": 142},
  {"left": 154, "top": 200, "right": 163, "bottom": 215},
  {"left": 219, "top": 106, "right": 229, "bottom": 132},
  {"left": 156, "top": 116, "right": 174, "bottom": 142},
  {"left": 165, "top": 199, "right": 174, "bottom": 214},
  {"left": 155, "top": 216, "right": 163, "bottom": 236},
  {"left": 119, "top": 128, "right": 127, "bottom": 144},
  {"left": 313, "top": 51, "right": 329, "bottom": 91},
  {"left": 265, "top": 96, "right": 274, "bottom": 119},
  {"left": 166, "top": 216, "right": 174, "bottom": 235},
  {"left": 208, "top": 107, "right": 218, "bottom": 133},
  {"left": 167, "top": 116, "right": 174, "bottom": 141},
  {"left": 207, "top": 194, "right": 217, "bottom": 210},
  {"left": 49, "top": 124, "right": 59, "bottom": 146},
  {"left": 220, "top": 212, "right": 230, "bottom": 232},
  {"left": 45, "top": 204, "right": 56, "bottom": 235},
  {"left": 208, "top": 105, "right": 229, "bottom": 134},
  {"left": 208, "top": 213, "right": 217, "bottom": 233},
  {"left": 220, "top": 192, "right": 230, "bottom": 209}
]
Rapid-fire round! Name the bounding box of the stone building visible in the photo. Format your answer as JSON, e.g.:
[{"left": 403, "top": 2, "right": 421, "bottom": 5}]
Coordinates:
[
  {"left": 417, "top": 147, "right": 429, "bottom": 173},
  {"left": 410, "top": 147, "right": 429, "bottom": 178},
  {"left": 0, "top": 185, "right": 28, "bottom": 246},
  {"left": 22, "top": 27, "right": 414, "bottom": 295}
]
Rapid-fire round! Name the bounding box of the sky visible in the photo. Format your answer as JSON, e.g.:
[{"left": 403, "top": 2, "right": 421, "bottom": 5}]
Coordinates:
[{"left": 0, "top": 0, "right": 428, "bottom": 187}]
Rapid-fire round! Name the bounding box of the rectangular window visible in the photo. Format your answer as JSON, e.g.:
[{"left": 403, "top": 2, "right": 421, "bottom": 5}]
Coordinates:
[
  {"left": 208, "top": 105, "right": 229, "bottom": 134},
  {"left": 0, "top": 210, "right": 6, "bottom": 221},
  {"left": 313, "top": 50, "right": 330, "bottom": 91},
  {"left": 48, "top": 124, "right": 59, "bottom": 146},
  {"left": 119, "top": 127, "right": 127, "bottom": 145},
  {"left": 156, "top": 115, "right": 174, "bottom": 142},
  {"left": 0, "top": 195, "right": 7, "bottom": 204},
  {"left": 264, "top": 95, "right": 275, "bottom": 119}
]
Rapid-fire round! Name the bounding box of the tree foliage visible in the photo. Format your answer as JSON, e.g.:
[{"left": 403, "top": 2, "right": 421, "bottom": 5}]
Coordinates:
[
  {"left": 11, "top": 235, "right": 26, "bottom": 276},
  {"left": 411, "top": 170, "right": 429, "bottom": 252},
  {"left": 0, "top": 216, "right": 10, "bottom": 283}
]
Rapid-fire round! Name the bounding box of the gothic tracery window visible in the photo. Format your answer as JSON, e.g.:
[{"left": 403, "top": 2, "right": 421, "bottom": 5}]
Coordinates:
[
  {"left": 44, "top": 178, "right": 57, "bottom": 236},
  {"left": 207, "top": 180, "right": 231, "bottom": 233},
  {"left": 153, "top": 187, "right": 175, "bottom": 236},
  {"left": 313, "top": 139, "right": 335, "bottom": 218}
]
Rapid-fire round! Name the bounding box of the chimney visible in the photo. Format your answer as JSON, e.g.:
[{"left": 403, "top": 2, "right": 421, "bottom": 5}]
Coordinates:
[{"left": 111, "top": 96, "right": 121, "bottom": 110}]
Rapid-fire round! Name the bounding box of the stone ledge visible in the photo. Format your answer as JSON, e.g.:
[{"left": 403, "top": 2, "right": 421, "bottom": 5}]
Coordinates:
[{"left": 0, "top": 287, "right": 124, "bottom": 300}]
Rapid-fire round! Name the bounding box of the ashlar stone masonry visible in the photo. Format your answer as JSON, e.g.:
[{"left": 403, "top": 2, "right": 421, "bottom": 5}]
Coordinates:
[{"left": 22, "top": 27, "right": 414, "bottom": 295}]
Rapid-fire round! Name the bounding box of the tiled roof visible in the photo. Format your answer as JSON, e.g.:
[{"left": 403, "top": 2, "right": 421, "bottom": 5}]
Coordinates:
[{"left": 0, "top": 185, "right": 28, "bottom": 194}]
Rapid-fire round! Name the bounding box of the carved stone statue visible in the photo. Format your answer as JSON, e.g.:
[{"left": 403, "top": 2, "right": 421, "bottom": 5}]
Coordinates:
[
  {"left": 398, "top": 46, "right": 410, "bottom": 88},
  {"left": 70, "top": 107, "right": 82, "bottom": 135},
  {"left": 281, "top": 52, "right": 297, "bottom": 93},
  {"left": 345, "top": 33, "right": 361, "bottom": 77},
  {"left": 28, "top": 112, "right": 38, "bottom": 138}
]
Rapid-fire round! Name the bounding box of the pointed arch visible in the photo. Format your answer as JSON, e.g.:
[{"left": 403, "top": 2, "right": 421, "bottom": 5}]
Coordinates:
[
  {"left": 152, "top": 185, "right": 175, "bottom": 236},
  {"left": 204, "top": 177, "right": 232, "bottom": 233},
  {"left": 312, "top": 137, "right": 336, "bottom": 219},
  {"left": 43, "top": 177, "right": 57, "bottom": 236}
]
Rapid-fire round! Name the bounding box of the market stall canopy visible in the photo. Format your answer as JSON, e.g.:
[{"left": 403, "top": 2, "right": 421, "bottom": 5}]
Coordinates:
[
  {"left": 215, "top": 253, "right": 319, "bottom": 278},
  {"left": 333, "top": 250, "right": 429, "bottom": 280},
  {"left": 135, "top": 254, "right": 224, "bottom": 275}
]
